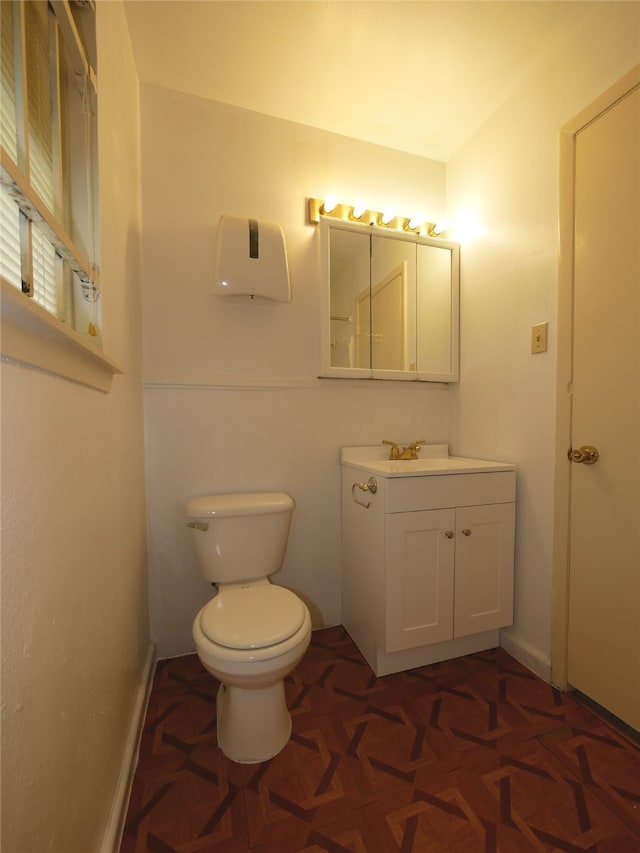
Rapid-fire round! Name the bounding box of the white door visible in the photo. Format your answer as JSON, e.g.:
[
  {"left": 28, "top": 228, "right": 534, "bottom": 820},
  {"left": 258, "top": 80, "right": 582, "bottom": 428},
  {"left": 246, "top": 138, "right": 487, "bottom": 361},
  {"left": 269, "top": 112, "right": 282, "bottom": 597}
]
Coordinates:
[
  {"left": 355, "top": 263, "right": 407, "bottom": 371},
  {"left": 370, "top": 262, "right": 406, "bottom": 371},
  {"left": 567, "top": 83, "right": 639, "bottom": 730}
]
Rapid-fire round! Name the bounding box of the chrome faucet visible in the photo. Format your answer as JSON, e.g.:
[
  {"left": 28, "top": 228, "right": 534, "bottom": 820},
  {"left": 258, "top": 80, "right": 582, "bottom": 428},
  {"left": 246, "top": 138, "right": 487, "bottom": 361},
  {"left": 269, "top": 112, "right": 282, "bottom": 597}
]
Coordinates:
[{"left": 383, "top": 439, "right": 426, "bottom": 460}]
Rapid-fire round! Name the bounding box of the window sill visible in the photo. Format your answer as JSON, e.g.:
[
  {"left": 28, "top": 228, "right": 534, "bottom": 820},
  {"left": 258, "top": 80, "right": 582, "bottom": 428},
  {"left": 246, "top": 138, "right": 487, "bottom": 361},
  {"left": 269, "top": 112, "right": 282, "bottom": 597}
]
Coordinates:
[{"left": 1, "top": 279, "right": 123, "bottom": 392}]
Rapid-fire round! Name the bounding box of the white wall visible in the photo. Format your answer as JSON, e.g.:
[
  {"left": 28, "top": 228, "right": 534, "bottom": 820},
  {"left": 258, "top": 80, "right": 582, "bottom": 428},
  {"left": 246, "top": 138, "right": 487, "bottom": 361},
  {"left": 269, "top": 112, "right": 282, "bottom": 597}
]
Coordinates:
[
  {"left": 140, "top": 86, "right": 449, "bottom": 657},
  {"left": 447, "top": 2, "right": 640, "bottom": 677},
  {"left": 142, "top": 4, "right": 640, "bottom": 671},
  {"left": 0, "top": 4, "right": 148, "bottom": 852}
]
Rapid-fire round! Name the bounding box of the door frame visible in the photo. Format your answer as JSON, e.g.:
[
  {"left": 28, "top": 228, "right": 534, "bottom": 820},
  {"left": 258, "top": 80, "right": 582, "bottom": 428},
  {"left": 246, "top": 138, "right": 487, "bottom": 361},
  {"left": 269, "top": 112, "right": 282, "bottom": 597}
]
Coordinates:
[{"left": 551, "top": 65, "right": 640, "bottom": 690}]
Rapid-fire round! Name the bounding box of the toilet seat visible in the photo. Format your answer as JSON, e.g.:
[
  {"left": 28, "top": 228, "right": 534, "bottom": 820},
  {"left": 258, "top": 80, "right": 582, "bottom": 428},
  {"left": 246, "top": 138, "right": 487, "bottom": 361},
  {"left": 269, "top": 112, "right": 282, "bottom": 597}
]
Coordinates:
[{"left": 199, "top": 584, "right": 305, "bottom": 651}]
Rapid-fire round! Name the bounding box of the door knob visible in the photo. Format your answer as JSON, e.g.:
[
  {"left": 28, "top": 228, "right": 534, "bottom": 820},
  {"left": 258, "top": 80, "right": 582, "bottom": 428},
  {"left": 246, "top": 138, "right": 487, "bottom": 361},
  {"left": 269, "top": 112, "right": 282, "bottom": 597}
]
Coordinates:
[{"left": 568, "top": 445, "right": 599, "bottom": 465}]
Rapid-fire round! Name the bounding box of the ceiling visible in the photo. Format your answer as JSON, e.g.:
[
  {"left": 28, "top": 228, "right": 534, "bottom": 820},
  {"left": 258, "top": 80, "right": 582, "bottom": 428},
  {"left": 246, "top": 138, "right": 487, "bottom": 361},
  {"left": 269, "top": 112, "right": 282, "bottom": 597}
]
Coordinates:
[{"left": 123, "top": 1, "right": 598, "bottom": 162}]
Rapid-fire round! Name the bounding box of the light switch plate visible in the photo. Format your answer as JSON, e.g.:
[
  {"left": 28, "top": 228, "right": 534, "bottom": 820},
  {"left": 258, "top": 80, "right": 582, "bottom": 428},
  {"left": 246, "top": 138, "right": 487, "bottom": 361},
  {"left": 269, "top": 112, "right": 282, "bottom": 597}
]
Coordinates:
[{"left": 531, "top": 322, "right": 548, "bottom": 354}]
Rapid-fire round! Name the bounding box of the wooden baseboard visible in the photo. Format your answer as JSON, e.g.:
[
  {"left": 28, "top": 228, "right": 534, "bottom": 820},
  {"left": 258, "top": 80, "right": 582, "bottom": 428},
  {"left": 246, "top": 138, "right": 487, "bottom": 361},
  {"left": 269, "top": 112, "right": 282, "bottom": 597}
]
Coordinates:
[
  {"left": 101, "top": 644, "right": 156, "bottom": 853},
  {"left": 500, "top": 630, "right": 551, "bottom": 683}
]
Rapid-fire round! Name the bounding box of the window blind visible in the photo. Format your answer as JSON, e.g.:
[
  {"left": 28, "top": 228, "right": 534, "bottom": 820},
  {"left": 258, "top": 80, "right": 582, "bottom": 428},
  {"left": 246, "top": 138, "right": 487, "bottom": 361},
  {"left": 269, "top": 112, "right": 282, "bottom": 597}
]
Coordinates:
[
  {"left": 0, "top": 185, "right": 22, "bottom": 290},
  {"left": 31, "top": 222, "right": 58, "bottom": 315},
  {"left": 24, "top": 0, "right": 55, "bottom": 212},
  {"left": 1, "top": 1, "right": 18, "bottom": 162}
]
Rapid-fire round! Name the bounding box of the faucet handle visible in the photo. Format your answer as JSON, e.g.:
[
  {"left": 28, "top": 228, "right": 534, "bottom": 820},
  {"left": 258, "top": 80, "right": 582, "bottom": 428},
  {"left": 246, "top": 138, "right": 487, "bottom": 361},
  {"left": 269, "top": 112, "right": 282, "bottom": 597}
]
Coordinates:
[
  {"left": 399, "top": 439, "right": 426, "bottom": 460},
  {"left": 382, "top": 439, "right": 400, "bottom": 460}
]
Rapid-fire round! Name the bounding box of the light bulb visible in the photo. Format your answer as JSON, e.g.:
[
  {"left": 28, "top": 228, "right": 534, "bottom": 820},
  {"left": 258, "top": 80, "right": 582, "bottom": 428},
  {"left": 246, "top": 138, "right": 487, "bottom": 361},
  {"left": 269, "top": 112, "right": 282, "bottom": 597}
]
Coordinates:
[
  {"left": 380, "top": 206, "right": 396, "bottom": 225},
  {"left": 430, "top": 218, "right": 449, "bottom": 237},
  {"left": 322, "top": 194, "right": 338, "bottom": 214},
  {"left": 352, "top": 199, "right": 366, "bottom": 220},
  {"left": 450, "top": 212, "right": 483, "bottom": 240}
]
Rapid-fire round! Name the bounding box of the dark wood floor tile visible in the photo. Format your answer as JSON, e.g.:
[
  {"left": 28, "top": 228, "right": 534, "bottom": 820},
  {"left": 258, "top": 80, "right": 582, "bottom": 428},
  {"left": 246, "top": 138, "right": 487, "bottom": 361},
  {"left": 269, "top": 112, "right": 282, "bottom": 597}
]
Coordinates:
[
  {"left": 383, "top": 779, "right": 504, "bottom": 853},
  {"left": 537, "top": 715, "right": 640, "bottom": 835},
  {"left": 120, "top": 631, "right": 640, "bottom": 853},
  {"left": 483, "top": 737, "right": 640, "bottom": 853},
  {"left": 121, "top": 723, "right": 247, "bottom": 852}
]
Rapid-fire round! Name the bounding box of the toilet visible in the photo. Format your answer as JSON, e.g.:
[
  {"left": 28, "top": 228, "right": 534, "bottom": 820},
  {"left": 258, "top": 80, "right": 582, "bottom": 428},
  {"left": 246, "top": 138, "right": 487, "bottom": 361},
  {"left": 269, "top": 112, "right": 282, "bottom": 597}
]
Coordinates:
[{"left": 187, "top": 492, "right": 312, "bottom": 763}]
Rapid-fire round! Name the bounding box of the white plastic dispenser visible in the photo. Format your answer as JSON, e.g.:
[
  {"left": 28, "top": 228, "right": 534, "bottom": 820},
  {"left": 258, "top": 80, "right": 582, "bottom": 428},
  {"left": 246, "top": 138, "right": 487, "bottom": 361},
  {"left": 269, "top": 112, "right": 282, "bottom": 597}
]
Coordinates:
[{"left": 214, "top": 215, "right": 291, "bottom": 302}]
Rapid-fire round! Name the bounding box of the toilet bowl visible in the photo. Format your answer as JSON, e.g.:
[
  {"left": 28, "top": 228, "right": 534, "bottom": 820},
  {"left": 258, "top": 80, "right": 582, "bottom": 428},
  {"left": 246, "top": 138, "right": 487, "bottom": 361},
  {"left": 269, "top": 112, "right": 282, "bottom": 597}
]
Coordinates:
[
  {"left": 186, "top": 492, "right": 311, "bottom": 763},
  {"left": 193, "top": 580, "right": 312, "bottom": 763}
]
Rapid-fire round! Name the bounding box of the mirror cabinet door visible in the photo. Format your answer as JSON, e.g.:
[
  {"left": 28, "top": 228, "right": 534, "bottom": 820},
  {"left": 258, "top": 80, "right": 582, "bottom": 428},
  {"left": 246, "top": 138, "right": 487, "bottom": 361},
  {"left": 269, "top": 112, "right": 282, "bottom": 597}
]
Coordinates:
[
  {"left": 370, "top": 234, "right": 417, "bottom": 373},
  {"left": 417, "top": 243, "right": 454, "bottom": 377},
  {"left": 329, "top": 226, "right": 370, "bottom": 369}
]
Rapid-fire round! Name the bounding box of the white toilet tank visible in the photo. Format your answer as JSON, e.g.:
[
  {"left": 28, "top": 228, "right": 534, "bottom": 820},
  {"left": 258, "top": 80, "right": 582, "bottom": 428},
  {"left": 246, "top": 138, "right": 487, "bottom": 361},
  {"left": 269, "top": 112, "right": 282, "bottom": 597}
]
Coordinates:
[{"left": 186, "top": 492, "right": 294, "bottom": 584}]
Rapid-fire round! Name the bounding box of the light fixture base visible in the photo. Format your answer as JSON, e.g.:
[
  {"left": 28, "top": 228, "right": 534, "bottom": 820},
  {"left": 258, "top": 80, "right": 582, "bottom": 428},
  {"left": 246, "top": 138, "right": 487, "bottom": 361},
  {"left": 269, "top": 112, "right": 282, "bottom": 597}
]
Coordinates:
[{"left": 307, "top": 198, "right": 447, "bottom": 238}]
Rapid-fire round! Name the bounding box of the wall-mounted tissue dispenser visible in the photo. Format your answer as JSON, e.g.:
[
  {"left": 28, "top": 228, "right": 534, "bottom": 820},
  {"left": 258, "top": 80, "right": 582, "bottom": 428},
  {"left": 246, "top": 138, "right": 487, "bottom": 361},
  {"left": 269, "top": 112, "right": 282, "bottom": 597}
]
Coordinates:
[{"left": 214, "top": 215, "right": 291, "bottom": 302}]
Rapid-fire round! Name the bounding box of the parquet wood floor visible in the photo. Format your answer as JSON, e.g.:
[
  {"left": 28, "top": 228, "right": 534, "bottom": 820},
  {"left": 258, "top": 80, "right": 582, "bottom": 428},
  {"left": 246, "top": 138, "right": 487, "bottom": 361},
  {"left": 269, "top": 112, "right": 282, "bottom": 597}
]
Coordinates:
[{"left": 120, "top": 626, "right": 640, "bottom": 852}]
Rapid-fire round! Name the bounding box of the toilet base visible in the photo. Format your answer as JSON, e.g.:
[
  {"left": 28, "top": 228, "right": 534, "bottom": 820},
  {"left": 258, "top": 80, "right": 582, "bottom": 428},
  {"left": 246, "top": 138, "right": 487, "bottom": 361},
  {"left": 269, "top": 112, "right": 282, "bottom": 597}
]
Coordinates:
[{"left": 216, "top": 680, "right": 292, "bottom": 763}]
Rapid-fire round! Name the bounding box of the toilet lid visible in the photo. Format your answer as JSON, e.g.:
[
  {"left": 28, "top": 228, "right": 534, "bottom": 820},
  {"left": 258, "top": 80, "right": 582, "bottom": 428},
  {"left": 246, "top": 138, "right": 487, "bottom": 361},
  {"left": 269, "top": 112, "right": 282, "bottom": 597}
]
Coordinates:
[{"left": 199, "top": 585, "right": 306, "bottom": 650}]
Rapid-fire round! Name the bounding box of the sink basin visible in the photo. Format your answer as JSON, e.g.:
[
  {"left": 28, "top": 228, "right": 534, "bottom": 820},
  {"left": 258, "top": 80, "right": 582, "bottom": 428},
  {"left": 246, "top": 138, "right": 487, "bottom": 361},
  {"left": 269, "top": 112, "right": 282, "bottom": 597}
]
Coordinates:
[{"left": 342, "top": 445, "right": 514, "bottom": 477}]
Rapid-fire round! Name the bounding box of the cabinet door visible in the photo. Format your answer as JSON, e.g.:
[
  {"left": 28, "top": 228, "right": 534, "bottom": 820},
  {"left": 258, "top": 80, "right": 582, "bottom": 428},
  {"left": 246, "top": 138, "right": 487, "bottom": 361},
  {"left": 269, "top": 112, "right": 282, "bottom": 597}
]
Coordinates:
[
  {"left": 385, "top": 509, "right": 455, "bottom": 652},
  {"left": 454, "top": 503, "right": 515, "bottom": 638}
]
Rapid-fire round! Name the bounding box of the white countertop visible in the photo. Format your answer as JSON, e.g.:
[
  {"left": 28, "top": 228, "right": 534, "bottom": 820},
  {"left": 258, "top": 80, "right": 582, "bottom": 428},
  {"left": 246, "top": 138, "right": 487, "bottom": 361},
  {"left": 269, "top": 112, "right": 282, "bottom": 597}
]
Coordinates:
[{"left": 341, "top": 445, "right": 515, "bottom": 477}]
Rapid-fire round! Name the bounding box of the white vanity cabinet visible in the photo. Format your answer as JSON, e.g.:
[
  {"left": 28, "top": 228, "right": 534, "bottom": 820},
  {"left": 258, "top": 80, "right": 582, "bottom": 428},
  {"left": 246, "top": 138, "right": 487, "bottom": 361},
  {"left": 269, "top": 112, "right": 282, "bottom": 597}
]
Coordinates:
[{"left": 341, "top": 447, "right": 516, "bottom": 676}]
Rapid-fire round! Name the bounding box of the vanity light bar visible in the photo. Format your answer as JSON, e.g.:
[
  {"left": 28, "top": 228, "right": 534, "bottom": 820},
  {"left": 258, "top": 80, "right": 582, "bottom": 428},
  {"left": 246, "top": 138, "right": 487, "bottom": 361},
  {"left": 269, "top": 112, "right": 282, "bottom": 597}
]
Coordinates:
[{"left": 307, "top": 197, "right": 447, "bottom": 238}]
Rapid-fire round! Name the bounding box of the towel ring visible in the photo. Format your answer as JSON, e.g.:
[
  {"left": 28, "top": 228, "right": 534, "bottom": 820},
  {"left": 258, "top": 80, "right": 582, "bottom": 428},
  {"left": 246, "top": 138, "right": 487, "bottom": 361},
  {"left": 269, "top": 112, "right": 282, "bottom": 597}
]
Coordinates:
[{"left": 351, "top": 477, "right": 378, "bottom": 508}]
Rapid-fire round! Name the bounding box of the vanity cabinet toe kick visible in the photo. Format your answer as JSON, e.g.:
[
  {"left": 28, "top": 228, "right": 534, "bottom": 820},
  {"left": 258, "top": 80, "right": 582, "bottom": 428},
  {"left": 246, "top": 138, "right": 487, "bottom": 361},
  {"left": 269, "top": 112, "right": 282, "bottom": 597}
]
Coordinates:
[{"left": 341, "top": 462, "right": 516, "bottom": 677}]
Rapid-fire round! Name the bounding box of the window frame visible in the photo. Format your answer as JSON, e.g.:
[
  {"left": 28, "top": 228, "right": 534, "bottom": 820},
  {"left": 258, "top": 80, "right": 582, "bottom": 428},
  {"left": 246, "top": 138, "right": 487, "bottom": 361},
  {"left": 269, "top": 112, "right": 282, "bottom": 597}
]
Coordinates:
[{"left": 0, "top": 0, "right": 121, "bottom": 392}]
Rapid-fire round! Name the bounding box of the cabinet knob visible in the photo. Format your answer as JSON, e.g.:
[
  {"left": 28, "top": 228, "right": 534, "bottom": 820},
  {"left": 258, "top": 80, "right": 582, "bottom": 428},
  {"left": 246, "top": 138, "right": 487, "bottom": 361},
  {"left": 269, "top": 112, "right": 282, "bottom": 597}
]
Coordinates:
[
  {"left": 461, "top": 529, "right": 471, "bottom": 536},
  {"left": 444, "top": 530, "right": 454, "bottom": 539}
]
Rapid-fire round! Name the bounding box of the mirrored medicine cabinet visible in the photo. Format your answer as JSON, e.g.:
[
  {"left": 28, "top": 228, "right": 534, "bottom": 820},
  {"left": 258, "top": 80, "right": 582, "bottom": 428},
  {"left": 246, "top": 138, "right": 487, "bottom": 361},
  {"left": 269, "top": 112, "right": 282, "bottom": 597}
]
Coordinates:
[{"left": 319, "top": 218, "right": 460, "bottom": 382}]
